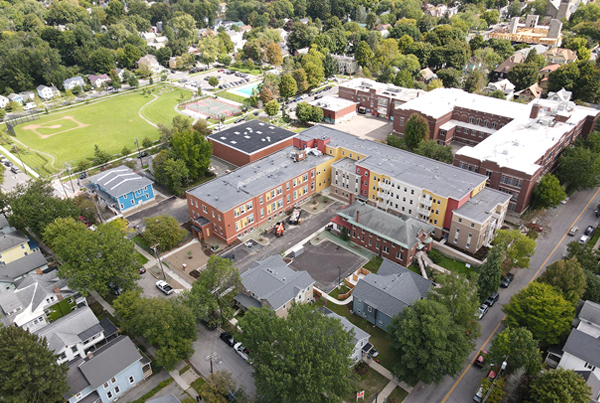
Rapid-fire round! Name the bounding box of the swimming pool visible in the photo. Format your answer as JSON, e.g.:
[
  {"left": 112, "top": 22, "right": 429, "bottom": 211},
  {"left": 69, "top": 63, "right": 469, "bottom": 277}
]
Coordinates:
[{"left": 235, "top": 83, "right": 260, "bottom": 96}]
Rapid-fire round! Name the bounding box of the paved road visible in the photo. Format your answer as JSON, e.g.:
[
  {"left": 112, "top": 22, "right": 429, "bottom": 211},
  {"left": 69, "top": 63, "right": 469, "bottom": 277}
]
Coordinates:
[
  {"left": 225, "top": 202, "right": 341, "bottom": 273},
  {"left": 126, "top": 197, "right": 190, "bottom": 229},
  {"left": 406, "top": 186, "right": 600, "bottom": 403}
]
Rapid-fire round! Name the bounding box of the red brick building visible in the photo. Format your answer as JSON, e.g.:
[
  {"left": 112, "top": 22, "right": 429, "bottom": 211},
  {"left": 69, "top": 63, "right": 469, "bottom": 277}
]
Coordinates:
[
  {"left": 308, "top": 96, "right": 357, "bottom": 124},
  {"left": 207, "top": 120, "right": 296, "bottom": 167},
  {"left": 332, "top": 202, "right": 434, "bottom": 267}
]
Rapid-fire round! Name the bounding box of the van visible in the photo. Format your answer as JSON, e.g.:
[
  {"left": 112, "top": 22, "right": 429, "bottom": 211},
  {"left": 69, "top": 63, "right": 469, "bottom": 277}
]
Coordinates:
[
  {"left": 358, "top": 106, "right": 366, "bottom": 114},
  {"left": 23, "top": 102, "right": 36, "bottom": 111}
]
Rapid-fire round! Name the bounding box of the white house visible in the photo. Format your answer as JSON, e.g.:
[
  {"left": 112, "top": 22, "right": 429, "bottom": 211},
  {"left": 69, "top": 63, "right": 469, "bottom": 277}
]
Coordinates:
[
  {"left": 321, "top": 307, "right": 370, "bottom": 365},
  {"left": 63, "top": 76, "right": 85, "bottom": 91},
  {"left": 36, "top": 85, "right": 60, "bottom": 100},
  {"left": 0, "top": 95, "right": 8, "bottom": 108},
  {"left": 483, "top": 78, "right": 516, "bottom": 100},
  {"left": 88, "top": 74, "right": 110, "bottom": 88},
  {"left": 137, "top": 54, "right": 162, "bottom": 74}
]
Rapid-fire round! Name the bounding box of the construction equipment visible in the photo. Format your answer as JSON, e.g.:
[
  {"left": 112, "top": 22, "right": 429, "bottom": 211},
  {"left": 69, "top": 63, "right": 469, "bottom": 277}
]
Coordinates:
[
  {"left": 289, "top": 208, "right": 302, "bottom": 225},
  {"left": 275, "top": 221, "right": 285, "bottom": 237}
]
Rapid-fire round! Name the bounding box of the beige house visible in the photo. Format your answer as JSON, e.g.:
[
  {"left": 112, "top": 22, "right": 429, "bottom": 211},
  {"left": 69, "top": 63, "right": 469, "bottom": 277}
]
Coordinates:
[
  {"left": 448, "top": 188, "right": 510, "bottom": 253},
  {"left": 235, "top": 255, "right": 315, "bottom": 317},
  {"left": 543, "top": 48, "right": 578, "bottom": 65}
]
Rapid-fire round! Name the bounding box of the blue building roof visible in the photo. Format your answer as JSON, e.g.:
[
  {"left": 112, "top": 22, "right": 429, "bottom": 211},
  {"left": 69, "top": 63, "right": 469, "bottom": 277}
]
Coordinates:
[{"left": 89, "top": 166, "right": 153, "bottom": 199}]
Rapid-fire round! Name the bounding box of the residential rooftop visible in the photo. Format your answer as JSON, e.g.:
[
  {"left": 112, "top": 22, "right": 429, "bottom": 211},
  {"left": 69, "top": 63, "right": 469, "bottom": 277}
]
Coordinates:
[
  {"left": 0, "top": 249, "right": 48, "bottom": 283},
  {"left": 563, "top": 328, "right": 600, "bottom": 369},
  {"left": 308, "top": 96, "right": 356, "bottom": 112},
  {"left": 88, "top": 166, "right": 153, "bottom": 199},
  {"left": 297, "top": 125, "right": 489, "bottom": 200},
  {"left": 208, "top": 120, "right": 296, "bottom": 155},
  {"left": 453, "top": 188, "right": 510, "bottom": 224},
  {"left": 0, "top": 228, "right": 29, "bottom": 253},
  {"left": 187, "top": 146, "right": 333, "bottom": 212},
  {"left": 321, "top": 307, "right": 369, "bottom": 345},
  {"left": 338, "top": 202, "right": 434, "bottom": 250},
  {"left": 35, "top": 306, "right": 101, "bottom": 354}
]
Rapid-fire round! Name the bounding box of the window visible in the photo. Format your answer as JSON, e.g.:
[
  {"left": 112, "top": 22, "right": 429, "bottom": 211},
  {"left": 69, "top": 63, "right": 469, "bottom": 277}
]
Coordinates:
[
  {"left": 114, "top": 386, "right": 121, "bottom": 394},
  {"left": 492, "top": 122, "right": 497, "bottom": 129},
  {"left": 311, "top": 170, "right": 314, "bottom": 178},
  {"left": 400, "top": 117, "right": 404, "bottom": 126},
  {"left": 378, "top": 320, "right": 383, "bottom": 326},
  {"left": 259, "top": 196, "right": 263, "bottom": 204},
  {"left": 367, "top": 306, "right": 372, "bottom": 312},
  {"left": 130, "top": 199, "right": 135, "bottom": 205},
  {"left": 107, "top": 391, "right": 113, "bottom": 399},
  {"left": 476, "top": 118, "right": 482, "bottom": 125},
  {"left": 202, "top": 205, "right": 207, "bottom": 213},
  {"left": 469, "top": 117, "right": 474, "bottom": 124},
  {"left": 383, "top": 246, "right": 389, "bottom": 253},
  {"left": 129, "top": 376, "right": 135, "bottom": 384},
  {"left": 471, "top": 223, "right": 475, "bottom": 228},
  {"left": 484, "top": 120, "right": 489, "bottom": 128},
  {"left": 458, "top": 218, "right": 462, "bottom": 223},
  {"left": 111, "top": 377, "right": 116, "bottom": 384},
  {"left": 104, "top": 382, "right": 110, "bottom": 389},
  {"left": 464, "top": 128, "right": 470, "bottom": 135},
  {"left": 286, "top": 182, "right": 290, "bottom": 191}
]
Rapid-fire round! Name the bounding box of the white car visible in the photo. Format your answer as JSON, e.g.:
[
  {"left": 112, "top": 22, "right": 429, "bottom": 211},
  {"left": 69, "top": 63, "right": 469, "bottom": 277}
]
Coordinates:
[
  {"left": 233, "top": 342, "right": 252, "bottom": 364},
  {"left": 156, "top": 280, "right": 174, "bottom": 295}
]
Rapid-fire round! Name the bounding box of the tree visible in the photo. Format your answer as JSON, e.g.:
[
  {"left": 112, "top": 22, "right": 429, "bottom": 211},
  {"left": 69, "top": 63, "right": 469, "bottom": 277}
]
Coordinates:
[
  {"left": 503, "top": 282, "right": 574, "bottom": 345},
  {"left": 217, "top": 54, "right": 232, "bottom": 66},
  {"left": 292, "top": 68, "right": 309, "bottom": 93},
  {"left": 0, "top": 326, "right": 69, "bottom": 403},
  {"left": 323, "top": 53, "right": 338, "bottom": 78},
  {"left": 529, "top": 369, "right": 591, "bottom": 403},
  {"left": 193, "top": 119, "right": 213, "bottom": 137},
  {"left": 265, "top": 99, "right": 279, "bottom": 117},
  {"left": 50, "top": 219, "right": 142, "bottom": 297},
  {"left": 128, "top": 75, "right": 139, "bottom": 88},
  {"left": 72, "top": 195, "right": 97, "bottom": 225},
  {"left": 566, "top": 241, "right": 599, "bottom": 273},
  {"left": 93, "top": 144, "right": 111, "bottom": 164},
  {"left": 7, "top": 180, "right": 79, "bottom": 236},
  {"left": 184, "top": 256, "right": 241, "bottom": 327},
  {"left": 114, "top": 291, "right": 196, "bottom": 370},
  {"left": 296, "top": 102, "right": 322, "bottom": 124},
  {"left": 265, "top": 42, "right": 283, "bottom": 66},
  {"left": 537, "top": 258, "right": 587, "bottom": 304},
  {"left": 109, "top": 69, "right": 122, "bottom": 90},
  {"left": 558, "top": 146, "right": 600, "bottom": 192},
  {"left": 279, "top": 74, "right": 297, "bottom": 100},
  {"left": 477, "top": 244, "right": 505, "bottom": 302},
  {"left": 437, "top": 68, "right": 462, "bottom": 88},
  {"left": 584, "top": 270, "right": 600, "bottom": 301},
  {"left": 487, "top": 327, "right": 542, "bottom": 376},
  {"left": 493, "top": 229, "right": 536, "bottom": 271},
  {"left": 89, "top": 47, "right": 115, "bottom": 74},
  {"left": 171, "top": 13, "right": 198, "bottom": 44},
  {"left": 142, "top": 214, "right": 186, "bottom": 251},
  {"left": 355, "top": 41, "right": 373, "bottom": 68},
  {"left": 142, "top": 137, "right": 153, "bottom": 148},
  {"left": 208, "top": 76, "right": 219, "bottom": 87},
  {"left": 201, "top": 371, "right": 244, "bottom": 403},
  {"left": 429, "top": 273, "right": 481, "bottom": 341},
  {"left": 403, "top": 113, "right": 430, "bottom": 151},
  {"left": 388, "top": 299, "right": 472, "bottom": 385},
  {"left": 479, "top": 377, "right": 505, "bottom": 403},
  {"left": 160, "top": 158, "right": 190, "bottom": 195},
  {"left": 507, "top": 62, "right": 539, "bottom": 91},
  {"left": 238, "top": 303, "right": 357, "bottom": 403},
  {"left": 171, "top": 128, "right": 212, "bottom": 180},
  {"left": 413, "top": 140, "right": 454, "bottom": 164},
  {"left": 118, "top": 43, "right": 142, "bottom": 70}
]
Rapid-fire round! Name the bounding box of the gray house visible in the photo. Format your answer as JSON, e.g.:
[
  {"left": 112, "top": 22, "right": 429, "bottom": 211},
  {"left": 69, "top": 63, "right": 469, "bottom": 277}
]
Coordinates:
[
  {"left": 321, "top": 307, "right": 370, "bottom": 365},
  {"left": 235, "top": 255, "right": 315, "bottom": 317},
  {"left": 352, "top": 259, "right": 433, "bottom": 331}
]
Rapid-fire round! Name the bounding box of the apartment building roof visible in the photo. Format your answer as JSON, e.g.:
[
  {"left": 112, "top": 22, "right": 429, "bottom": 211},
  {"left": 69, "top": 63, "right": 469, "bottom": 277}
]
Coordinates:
[
  {"left": 456, "top": 99, "right": 599, "bottom": 175},
  {"left": 208, "top": 120, "right": 296, "bottom": 155},
  {"left": 338, "top": 202, "right": 435, "bottom": 250},
  {"left": 331, "top": 157, "right": 357, "bottom": 172},
  {"left": 187, "top": 146, "right": 333, "bottom": 212},
  {"left": 309, "top": 96, "right": 356, "bottom": 112},
  {"left": 340, "top": 78, "right": 424, "bottom": 102},
  {"left": 298, "top": 125, "right": 488, "bottom": 200},
  {"left": 453, "top": 188, "right": 510, "bottom": 223},
  {"left": 396, "top": 88, "right": 527, "bottom": 120},
  {"left": 89, "top": 166, "right": 153, "bottom": 199}
]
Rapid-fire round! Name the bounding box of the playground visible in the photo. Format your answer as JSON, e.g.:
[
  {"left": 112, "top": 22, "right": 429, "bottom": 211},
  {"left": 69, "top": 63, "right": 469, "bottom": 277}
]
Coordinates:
[{"left": 182, "top": 97, "right": 241, "bottom": 120}]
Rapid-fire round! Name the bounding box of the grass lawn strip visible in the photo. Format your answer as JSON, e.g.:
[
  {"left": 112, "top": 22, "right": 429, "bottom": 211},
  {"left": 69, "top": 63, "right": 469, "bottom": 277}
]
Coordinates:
[
  {"left": 435, "top": 253, "right": 477, "bottom": 276},
  {"left": 388, "top": 386, "right": 409, "bottom": 402},
  {"left": 348, "top": 367, "right": 389, "bottom": 402}
]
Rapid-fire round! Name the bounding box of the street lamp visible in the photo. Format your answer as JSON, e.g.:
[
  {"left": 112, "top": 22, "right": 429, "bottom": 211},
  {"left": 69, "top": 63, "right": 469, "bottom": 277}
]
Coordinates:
[
  {"left": 338, "top": 265, "right": 341, "bottom": 290},
  {"left": 482, "top": 356, "right": 508, "bottom": 403},
  {"left": 151, "top": 243, "right": 167, "bottom": 281}
]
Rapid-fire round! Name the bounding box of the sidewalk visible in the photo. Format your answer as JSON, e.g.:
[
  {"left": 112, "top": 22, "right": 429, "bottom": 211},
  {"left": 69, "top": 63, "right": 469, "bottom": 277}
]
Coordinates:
[
  {"left": 135, "top": 244, "right": 193, "bottom": 290},
  {"left": 363, "top": 357, "right": 413, "bottom": 400},
  {"left": 89, "top": 290, "right": 115, "bottom": 315}
]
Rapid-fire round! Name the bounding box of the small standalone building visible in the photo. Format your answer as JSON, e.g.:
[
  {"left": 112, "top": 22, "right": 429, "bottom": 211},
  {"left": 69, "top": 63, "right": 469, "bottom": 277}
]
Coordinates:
[
  {"left": 88, "top": 74, "right": 111, "bottom": 88},
  {"left": 207, "top": 120, "right": 297, "bottom": 167},
  {"left": 36, "top": 85, "right": 60, "bottom": 100},
  {"left": 235, "top": 255, "right": 315, "bottom": 317},
  {"left": 63, "top": 76, "right": 86, "bottom": 91},
  {"left": 331, "top": 55, "right": 359, "bottom": 75},
  {"left": 352, "top": 259, "right": 433, "bottom": 331},
  {"left": 332, "top": 202, "right": 435, "bottom": 267},
  {"left": 308, "top": 96, "right": 357, "bottom": 125},
  {"left": 321, "top": 307, "right": 370, "bottom": 365},
  {"left": 88, "top": 166, "right": 155, "bottom": 214}
]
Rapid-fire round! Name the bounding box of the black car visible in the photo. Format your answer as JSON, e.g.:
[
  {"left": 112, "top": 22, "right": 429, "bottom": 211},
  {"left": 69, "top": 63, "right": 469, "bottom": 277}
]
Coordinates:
[
  {"left": 253, "top": 111, "right": 260, "bottom": 116},
  {"left": 3, "top": 161, "right": 12, "bottom": 167},
  {"left": 484, "top": 292, "right": 499, "bottom": 307},
  {"left": 223, "top": 253, "right": 235, "bottom": 260},
  {"left": 138, "top": 151, "right": 148, "bottom": 158},
  {"left": 234, "top": 117, "right": 244, "bottom": 123},
  {"left": 220, "top": 331, "right": 236, "bottom": 347},
  {"left": 500, "top": 272, "right": 515, "bottom": 288},
  {"left": 79, "top": 172, "right": 88, "bottom": 179}
]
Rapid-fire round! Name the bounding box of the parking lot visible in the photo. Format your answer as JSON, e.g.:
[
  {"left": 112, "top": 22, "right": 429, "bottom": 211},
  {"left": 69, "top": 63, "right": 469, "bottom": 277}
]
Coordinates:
[
  {"left": 288, "top": 240, "right": 367, "bottom": 291},
  {"left": 178, "top": 69, "right": 254, "bottom": 92},
  {"left": 285, "top": 84, "right": 339, "bottom": 116}
]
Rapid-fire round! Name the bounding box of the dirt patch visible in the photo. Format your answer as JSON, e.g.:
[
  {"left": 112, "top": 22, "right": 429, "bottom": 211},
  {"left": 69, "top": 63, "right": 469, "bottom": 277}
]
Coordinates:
[{"left": 22, "top": 116, "right": 89, "bottom": 139}]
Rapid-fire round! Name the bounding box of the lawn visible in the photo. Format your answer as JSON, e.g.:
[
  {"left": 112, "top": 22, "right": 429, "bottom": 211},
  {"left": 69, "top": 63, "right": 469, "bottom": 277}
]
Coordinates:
[
  {"left": 348, "top": 366, "right": 389, "bottom": 402},
  {"left": 47, "top": 298, "right": 77, "bottom": 322},
  {"left": 12, "top": 86, "right": 192, "bottom": 170},
  {"left": 388, "top": 386, "right": 408, "bottom": 402},
  {"left": 430, "top": 251, "right": 477, "bottom": 276},
  {"left": 363, "top": 256, "right": 383, "bottom": 273},
  {"left": 217, "top": 90, "right": 249, "bottom": 104},
  {"left": 322, "top": 299, "right": 396, "bottom": 371},
  {"left": 136, "top": 251, "right": 149, "bottom": 265}
]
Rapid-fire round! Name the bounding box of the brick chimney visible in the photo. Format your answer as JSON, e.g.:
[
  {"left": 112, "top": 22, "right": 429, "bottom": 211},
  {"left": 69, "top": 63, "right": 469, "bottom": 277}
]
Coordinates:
[
  {"left": 36, "top": 268, "right": 43, "bottom": 275},
  {"left": 356, "top": 210, "right": 360, "bottom": 223},
  {"left": 530, "top": 103, "right": 541, "bottom": 119}
]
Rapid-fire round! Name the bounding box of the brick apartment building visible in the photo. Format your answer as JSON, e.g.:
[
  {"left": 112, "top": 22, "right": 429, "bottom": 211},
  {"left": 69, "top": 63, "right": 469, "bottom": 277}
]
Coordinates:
[
  {"left": 187, "top": 125, "right": 510, "bottom": 253},
  {"left": 207, "top": 120, "right": 297, "bottom": 166},
  {"left": 308, "top": 96, "right": 357, "bottom": 124},
  {"left": 392, "top": 88, "right": 599, "bottom": 213},
  {"left": 338, "top": 78, "right": 423, "bottom": 119},
  {"left": 332, "top": 202, "right": 434, "bottom": 267}
]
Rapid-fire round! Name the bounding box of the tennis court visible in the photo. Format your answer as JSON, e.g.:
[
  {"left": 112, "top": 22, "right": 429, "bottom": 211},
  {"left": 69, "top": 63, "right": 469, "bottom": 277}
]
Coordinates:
[{"left": 183, "top": 97, "right": 241, "bottom": 120}]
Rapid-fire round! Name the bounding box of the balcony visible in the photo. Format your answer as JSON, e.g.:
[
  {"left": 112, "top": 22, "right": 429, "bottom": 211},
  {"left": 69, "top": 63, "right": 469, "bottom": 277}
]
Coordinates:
[
  {"left": 419, "top": 197, "right": 433, "bottom": 207},
  {"left": 417, "top": 207, "right": 431, "bottom": 217}
]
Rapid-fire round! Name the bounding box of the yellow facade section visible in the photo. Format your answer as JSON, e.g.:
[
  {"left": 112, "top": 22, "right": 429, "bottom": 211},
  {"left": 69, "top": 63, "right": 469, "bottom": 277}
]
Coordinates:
[
  {"left": 315, "top": 159, "right": 336, "bottom": 192},
  {"left": 1, "top": 243, "right": 31, "bottom": 264},
  {"left": 470, "top": 180, "right": 487, "bottom": 197},
  {"left": 423, "top": 190, "right": 448, "bottom": 228}
]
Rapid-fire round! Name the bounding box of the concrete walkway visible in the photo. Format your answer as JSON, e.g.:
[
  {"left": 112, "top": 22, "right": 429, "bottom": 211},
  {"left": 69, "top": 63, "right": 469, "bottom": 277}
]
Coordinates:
[
  {"left": 135, "top": 244, "right": 193, "bottom": 290},
  {"left": 363, "top": 357, "right": 413, "bottom": 401},
  {"left": 318, "top": 289, "right": 353, "bottom": 306},
  {"left": 89, "top": 290, "right": 115, "bottom": 315}
]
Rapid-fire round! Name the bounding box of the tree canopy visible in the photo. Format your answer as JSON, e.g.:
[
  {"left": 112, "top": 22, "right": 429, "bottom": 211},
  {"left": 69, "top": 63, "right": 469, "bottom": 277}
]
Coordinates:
[
  {"left": 142, "top": 214, "right": 186, "bottom": 251},
  {"left": 238, "top": 303, "right": 357, "bottom": 403},
  {"left": 537, "top": 258, "right": 587, "bottom": 305},
  {"left": 403, "top": 114, "right": 430, "bottom": 151},
  {"left": 477, "top": 244, "right": 505, "bottom": 302},
  {"left": 532, "top": 174, "right": 567, "bottom": 209},
  {"left": 528, "top": 369, "right": 591, "bottom": 403},
  {"left": 488, "top": 327, "right": 542, "bottom": 376},
  {"left": 493, "top": 229, "right": 536, "bottom": 271}
]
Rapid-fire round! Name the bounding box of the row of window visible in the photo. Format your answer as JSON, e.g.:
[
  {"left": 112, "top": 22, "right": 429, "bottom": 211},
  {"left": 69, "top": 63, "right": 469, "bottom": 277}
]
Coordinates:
[
  {"left": 500, "top": 175, "right": 523, "bottom": 188},
  {"left": 467, "top": 117, "right": 502, "bottom": 129}
]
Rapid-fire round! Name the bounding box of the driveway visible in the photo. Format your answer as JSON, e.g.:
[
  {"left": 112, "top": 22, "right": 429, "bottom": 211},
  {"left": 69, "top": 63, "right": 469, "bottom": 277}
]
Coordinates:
[
  {"left": 189, "top": 325, "right": 257, "bottom": 396},
  {"left": 126, "top": 196, "right": 190, "bottom": 229},
  {"left": 1, "top": 168, "right": 30, "bottom": 192},
  {"left": 405, "top": 186, "right": 600, "bottom": 403},
  {"left": 225, "top": 202, "right": 341, "bottom": 273}
]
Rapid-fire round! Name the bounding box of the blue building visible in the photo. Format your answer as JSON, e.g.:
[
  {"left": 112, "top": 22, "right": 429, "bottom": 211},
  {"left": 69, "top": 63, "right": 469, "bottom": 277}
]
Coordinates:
[
  {"left": 65, "top": 336, "right": 152, "bottom": 403},
  {"left": 89, "top": 166, "right": 155, "bottom": 214}
]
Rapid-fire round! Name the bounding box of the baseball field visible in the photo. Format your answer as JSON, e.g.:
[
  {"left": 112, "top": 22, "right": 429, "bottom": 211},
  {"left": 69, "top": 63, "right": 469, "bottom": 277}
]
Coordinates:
[{"left": 11, "top": 85, "right": 192, "bottom": 174}]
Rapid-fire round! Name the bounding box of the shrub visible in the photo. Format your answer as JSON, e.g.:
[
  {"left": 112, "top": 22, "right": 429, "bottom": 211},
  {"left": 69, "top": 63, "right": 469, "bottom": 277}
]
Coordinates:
[{"left": 428, "top": 249, "right": 443, "bottom": 264}]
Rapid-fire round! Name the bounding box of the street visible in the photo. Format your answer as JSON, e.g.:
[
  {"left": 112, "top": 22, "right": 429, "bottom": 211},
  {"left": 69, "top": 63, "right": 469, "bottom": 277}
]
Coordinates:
[{"left": 405, "top": 186, "right": 600, "bottom": 403}]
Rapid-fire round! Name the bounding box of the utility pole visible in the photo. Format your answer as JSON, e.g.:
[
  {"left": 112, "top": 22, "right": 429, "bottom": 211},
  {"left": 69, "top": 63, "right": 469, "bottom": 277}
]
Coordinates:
[
  {"left": 65, "top": 163, "right": 75, "bottom": 192},
  {"left": 134, "top": 137, "right": 143, "bottom": 168},
  {"left": 151, "top": 243, "right": 167, "bottom": 280},
  {"left": 482, "top": 357, "right": 508, "bottom": 403}
]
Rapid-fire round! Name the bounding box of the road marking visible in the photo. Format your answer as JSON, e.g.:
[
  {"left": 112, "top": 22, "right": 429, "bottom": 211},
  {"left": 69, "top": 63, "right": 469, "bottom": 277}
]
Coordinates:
[{"left": 440, "top": 188, "right": 600, "bottom": 403}]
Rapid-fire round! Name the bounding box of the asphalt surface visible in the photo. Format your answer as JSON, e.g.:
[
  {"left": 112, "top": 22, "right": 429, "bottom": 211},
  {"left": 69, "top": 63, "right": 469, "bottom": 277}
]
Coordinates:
[
  {"left": 126, "top": 196, "right": 190, "bottom": 229},
  {"left": 406, "top": 186, "right": 600, "bottom": 403},
  {"left": 224, "top": 202, "right": 341, "bottom": 274}
]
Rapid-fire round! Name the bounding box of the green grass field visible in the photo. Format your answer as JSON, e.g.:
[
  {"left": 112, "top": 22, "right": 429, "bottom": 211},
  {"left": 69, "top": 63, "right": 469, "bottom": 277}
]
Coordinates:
[{"left": 12, "top": 86, "right": 192, "bottom": 173}]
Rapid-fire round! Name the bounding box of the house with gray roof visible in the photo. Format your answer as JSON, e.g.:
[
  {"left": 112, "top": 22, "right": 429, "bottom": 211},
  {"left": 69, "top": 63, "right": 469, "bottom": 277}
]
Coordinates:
[
  {"left": 63, "top": 76, "right": 85, "bottom": 91},
  {"left": 0, "top": 269, "right": 85, "bottom": 332},
  {"left": 65, "top": 336, "right": 151, "bottom": 403},
  {"left": 321, "top": 307, "right": 370, "bottom": 365},
  {"left": 235, "top": 255, "right": 315, "bottom": 317},
  {"left": 0, "top": 249, "right": 48, "bottom": 294},
  {"left": 36, "top": 305, "right": 118, "bottom": 365},
  {"left": 333, "top": 202, "right": 435, "bottom": 267},
  {"left": 352, "top": 259, "right": 433, "bottom": 331},
  {"left": 88, "top": 166, "right": 155, "bottom": 214}
]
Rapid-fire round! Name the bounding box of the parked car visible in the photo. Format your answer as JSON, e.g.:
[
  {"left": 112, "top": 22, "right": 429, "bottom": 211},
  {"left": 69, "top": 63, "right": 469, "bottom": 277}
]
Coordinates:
[
  {"left": 500, "top": 272, "right": 515, "bottom": 288},
  {"left": 3, "top": 161, "right": 12, "bottom": 167},
  {"left": 526, "top": 222, "right": 543, "bottom": 232},
  {"left": 484, "top": 292, "right": 499, "bottom": 307},
  {"left": 473, "top": 387, "right": 484, "bottom": 403},
  {"left": 10, "top": 167, "right": 20, "bottom": 174},
  {"left": 79, "top": 172, "right": 87, "bottom": 179},
  {"left": 475, "top": 304, "right": 489, "bottom": 320},
  {"left": 218, "top": 69, "right": 224, "bottom": 72},
  {"left": 580, "top": 234, "right": 590, "bottom": 244},
  {"left": 139, "top": 267, "right": 146, "bottom": 274},
  {"left": 220, "top": 331, "right": 236, "bottom": 347},
  {"left": 585, "top": 225, "right": 595, "bottom": 236},
  {"left": 156, "top": 280, "right": 174, "bottom": 295},
  {"left": 234, "top": 342, "right": 252, "bottom": 363},
  {"left": 201, "top": 318, "right": 217, "bottom": 330},
  {"left": 234, "top": 117, "right": 244, "bottom": 123},
  {"left": 108, "top": 282, "right": 123, "bottom": 296},
  {"left": 474, "top": 350, "right": 489, "bottom": 368},
  {"left": 138, "top": 151, "right": 148, "bottom": 158},
  {"left": 569, "top": 226, "right": 579, "bottom": 236}
]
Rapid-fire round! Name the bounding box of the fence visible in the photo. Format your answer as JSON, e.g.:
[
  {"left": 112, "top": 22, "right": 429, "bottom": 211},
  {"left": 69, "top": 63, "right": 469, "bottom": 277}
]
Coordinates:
[{"left": 5, "top": 110, "right": 40, "bottom": 136}]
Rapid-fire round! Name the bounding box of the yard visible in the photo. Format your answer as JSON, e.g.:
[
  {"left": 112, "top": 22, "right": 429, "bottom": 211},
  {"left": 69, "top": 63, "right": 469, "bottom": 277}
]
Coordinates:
[
  {"left": 347, "top": 365, "right": 389, "bottom": 402},
  {"left": 429, "top": 250, "right": 477, "bottom": 277},
  {"left": 363, "top": 256, "right": 383, "bottom": 273},
  {"left": 11, "top": 86, "right": 192, "bottom": 171},
  {"left": 321, "top": 299, "right": 396, "bottom": 371}
]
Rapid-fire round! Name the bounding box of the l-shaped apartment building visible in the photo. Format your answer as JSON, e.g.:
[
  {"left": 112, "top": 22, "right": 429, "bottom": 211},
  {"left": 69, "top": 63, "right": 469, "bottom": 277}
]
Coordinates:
[{"left": 187, "top": 125, "right": 510, "bottom": 254}]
